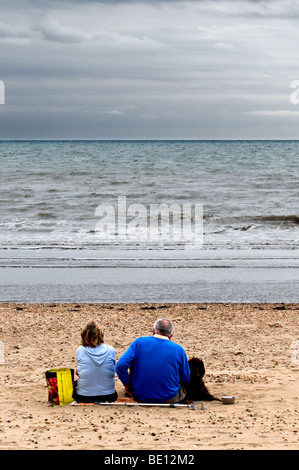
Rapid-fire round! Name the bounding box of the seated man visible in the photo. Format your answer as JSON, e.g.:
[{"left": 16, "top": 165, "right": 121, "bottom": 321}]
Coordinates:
[{"left": 115, "top": 318, "right": 191, "bottom": 403}]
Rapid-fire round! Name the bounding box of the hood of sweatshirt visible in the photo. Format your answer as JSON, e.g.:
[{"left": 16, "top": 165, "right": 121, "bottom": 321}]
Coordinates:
[{"left": 82, "top": 344, "right": 112, "bottom": 366}]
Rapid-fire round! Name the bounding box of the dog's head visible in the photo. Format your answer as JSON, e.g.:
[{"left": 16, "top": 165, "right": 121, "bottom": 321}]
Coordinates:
[{"left": 188, "top": 357, "right": 205, "bottom": 380}]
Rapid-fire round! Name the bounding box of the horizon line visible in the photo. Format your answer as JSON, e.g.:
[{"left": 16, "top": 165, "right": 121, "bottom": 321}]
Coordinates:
[{"left": 1, "top": 138, "right": 299, "bottom": 142}]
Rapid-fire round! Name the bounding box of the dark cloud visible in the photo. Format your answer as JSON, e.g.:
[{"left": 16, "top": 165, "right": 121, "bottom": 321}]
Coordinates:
[{"left": 0, "top": 0, "right": 298, "bottom": 139}]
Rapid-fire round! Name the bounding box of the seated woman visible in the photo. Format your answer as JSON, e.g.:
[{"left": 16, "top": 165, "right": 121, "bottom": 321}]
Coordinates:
[{"left": 73, "top": 320, "right": 117, "bottom": 403}]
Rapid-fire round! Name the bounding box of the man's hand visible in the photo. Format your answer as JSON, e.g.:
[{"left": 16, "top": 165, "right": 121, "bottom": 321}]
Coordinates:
[{"left": 125, "top": 384, "right": 134, "bottom": 397}]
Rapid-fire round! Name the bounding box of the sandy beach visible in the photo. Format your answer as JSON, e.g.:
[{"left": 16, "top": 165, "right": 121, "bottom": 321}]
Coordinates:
[{"left": 0, "top": 302, "right": 298, "bottom": 451}]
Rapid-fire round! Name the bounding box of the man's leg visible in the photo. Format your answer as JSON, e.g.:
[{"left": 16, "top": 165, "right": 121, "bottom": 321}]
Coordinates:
[{"left": 164, "top": 385, "right": 187, "bottom": 404}]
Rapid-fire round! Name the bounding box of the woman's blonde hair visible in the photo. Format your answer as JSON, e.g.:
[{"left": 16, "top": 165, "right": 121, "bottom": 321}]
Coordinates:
[{"left": 81, "top": 320, "right": 104, "bottom": 348}]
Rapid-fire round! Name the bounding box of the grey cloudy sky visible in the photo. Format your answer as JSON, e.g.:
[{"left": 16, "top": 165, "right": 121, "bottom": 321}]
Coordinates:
[{"left": 1, "top": 0, "right": 299, "bottom": 139}]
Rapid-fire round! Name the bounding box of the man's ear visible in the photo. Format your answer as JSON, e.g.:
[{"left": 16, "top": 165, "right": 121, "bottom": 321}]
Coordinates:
[
  {"left": 169, "top": 333, "right": 173, "bottom": 340},
  {"left": 152, "top": 328, "right": 155, "bottom": 335}
]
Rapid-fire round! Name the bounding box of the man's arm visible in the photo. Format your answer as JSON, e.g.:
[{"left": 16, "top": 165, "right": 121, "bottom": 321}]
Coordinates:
[
  {"left": 179, "top": 349, "right": 191, "bottom": 384},
  {"left": 115, "top": 340, "right": 137, "bottom": 387}
]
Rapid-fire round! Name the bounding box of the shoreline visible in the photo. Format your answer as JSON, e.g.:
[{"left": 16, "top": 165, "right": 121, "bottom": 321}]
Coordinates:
[
  {"left": 1, "top": 301, "right": 298, "bottom": 450},
  {"left": 1, "top": 248, "right": 298, "bottom": 303}
]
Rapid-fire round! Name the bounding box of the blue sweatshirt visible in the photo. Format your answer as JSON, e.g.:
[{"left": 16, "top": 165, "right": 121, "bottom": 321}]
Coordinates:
[
  {"left": 76, "top": 344, "right": 116, "bottom": 396},
  {"left": 115, "top": 336, "right": 191, "bottom": 403}
]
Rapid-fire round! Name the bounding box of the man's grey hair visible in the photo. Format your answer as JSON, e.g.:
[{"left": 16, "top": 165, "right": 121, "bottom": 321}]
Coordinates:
[{"left": 154, "top": 318, "right": 174, "bottom": 337}]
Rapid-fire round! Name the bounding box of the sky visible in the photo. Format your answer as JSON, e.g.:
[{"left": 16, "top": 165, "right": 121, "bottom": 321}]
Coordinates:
[{"left": 1, "top": 0, "right": 299, "bottom": 139}]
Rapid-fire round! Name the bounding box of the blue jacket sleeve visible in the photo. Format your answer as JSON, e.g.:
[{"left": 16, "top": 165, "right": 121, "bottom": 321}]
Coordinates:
[
  {"left": 115, "top": 340, "right": 137, "bottom": 386},
  {"left": 179, "top": 349, "right": 191, "bottom": 384}
]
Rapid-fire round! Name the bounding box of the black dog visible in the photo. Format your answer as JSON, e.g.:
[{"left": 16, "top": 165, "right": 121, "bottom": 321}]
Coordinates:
[
  {"left": 185, "top": 357, "right": 221, "bottom": 402},
  {"left": 126, "top": 357, "right": 220, "bottom": 402}
]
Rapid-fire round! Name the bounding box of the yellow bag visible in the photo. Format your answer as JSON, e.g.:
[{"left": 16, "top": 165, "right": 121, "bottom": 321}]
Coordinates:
[{"left": 45, "top": 368, "right": 74, "bottom": 406}]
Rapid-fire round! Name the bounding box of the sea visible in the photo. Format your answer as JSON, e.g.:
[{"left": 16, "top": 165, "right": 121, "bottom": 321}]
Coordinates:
[{"left": 0, "top": 140, "right": 298, "bottom": 303}]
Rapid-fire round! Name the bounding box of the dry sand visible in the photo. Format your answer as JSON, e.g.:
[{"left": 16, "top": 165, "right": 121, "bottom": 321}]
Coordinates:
[{"left": 0, "top": 302, "right": 298, "bottom": 450}]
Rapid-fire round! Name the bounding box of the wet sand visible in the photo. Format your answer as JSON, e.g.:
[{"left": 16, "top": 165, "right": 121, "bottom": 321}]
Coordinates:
[{"left": 0, "top": 302, "right": 298, "bottom": 450}]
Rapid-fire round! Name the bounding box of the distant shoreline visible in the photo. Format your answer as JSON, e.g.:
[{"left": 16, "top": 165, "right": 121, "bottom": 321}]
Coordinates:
[{"left": 1, "top": 138, "right": 299, "bottom": 142}]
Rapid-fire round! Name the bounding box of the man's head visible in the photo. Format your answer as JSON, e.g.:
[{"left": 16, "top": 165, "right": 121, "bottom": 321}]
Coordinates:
[{"left": 153, "top": 318, "right": 174, "bottom": 338}]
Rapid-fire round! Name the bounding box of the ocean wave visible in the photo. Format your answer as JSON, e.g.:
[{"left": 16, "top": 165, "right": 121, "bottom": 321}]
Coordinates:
[
  {"left": 1, "top": 140, "right": 298, "bottom": 252},
  {"left": 209, "top": 214, "right": 299, "bottom": 228},
  {"left": 37, "top": 212, "right": 57, "bottom": 219},
  {"left": 259, "top": 215, "right": 299, "bottom": 225}
]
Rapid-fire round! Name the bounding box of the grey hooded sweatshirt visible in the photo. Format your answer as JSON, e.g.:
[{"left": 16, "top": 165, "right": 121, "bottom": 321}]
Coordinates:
[{"left": 76, "top": 344, "right": 116, "bottom": 396}]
